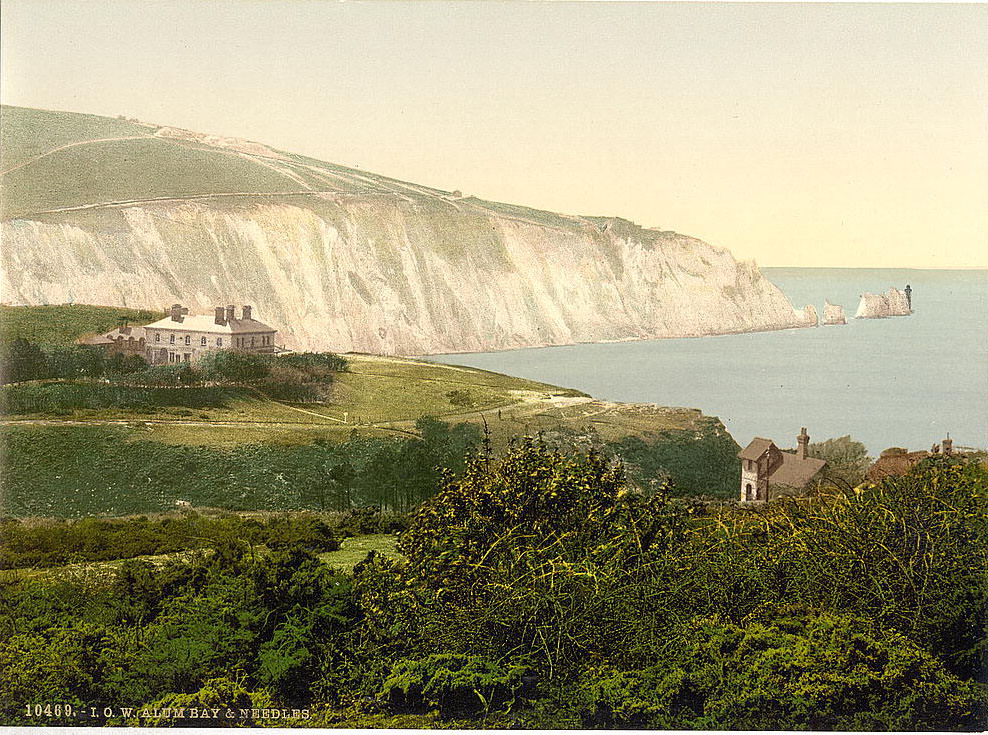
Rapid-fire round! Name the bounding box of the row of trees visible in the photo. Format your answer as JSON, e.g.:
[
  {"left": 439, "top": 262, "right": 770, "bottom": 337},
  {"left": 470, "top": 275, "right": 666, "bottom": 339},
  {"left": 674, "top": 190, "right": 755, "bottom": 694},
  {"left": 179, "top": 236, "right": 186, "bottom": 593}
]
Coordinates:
[
  {"left": 0, "top": 339, "right": 350, "bottom": 405},
  {"left": 0, "top": 338, "right": 144, "bottom": 384},
  {"left": 1, "top": 444, "right": 985, "bottom": 728}
]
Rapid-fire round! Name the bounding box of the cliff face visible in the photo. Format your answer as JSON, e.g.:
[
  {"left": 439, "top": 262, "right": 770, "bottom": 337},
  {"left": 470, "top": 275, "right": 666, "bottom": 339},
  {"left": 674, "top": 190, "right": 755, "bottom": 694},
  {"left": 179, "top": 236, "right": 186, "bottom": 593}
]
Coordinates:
[
  {"left": 1, "top": 199, "right": 815, "bottom": 355},
  {"left": 0, "top": 105, "right": 816, "bottom": 355}
]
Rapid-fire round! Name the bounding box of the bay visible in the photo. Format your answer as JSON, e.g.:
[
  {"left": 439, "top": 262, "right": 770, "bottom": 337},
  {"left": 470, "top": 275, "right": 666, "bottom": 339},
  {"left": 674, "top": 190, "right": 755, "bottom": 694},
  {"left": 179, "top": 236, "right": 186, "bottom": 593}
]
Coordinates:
[{"left": 432, "top": 268, "right": 988, "bottom": 456}]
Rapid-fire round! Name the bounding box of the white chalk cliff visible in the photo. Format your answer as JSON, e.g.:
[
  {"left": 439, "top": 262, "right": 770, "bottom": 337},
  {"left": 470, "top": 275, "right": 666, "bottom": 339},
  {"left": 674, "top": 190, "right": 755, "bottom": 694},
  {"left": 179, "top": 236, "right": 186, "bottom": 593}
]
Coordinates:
[{"left": 0, "top": 106, "right": 818, "bottom": 355}]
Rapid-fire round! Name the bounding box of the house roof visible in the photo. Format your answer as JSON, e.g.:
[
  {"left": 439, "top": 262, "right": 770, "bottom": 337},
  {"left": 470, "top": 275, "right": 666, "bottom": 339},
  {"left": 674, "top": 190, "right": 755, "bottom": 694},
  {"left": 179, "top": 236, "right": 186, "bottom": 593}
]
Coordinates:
[
  {"left": 144, "top": 314, "right": 276, "bottom": 334},
  {"left": 80, "top": 325, "right": 147, "bottom": 344},
  {"left": 738, "top": 437, "right": 776, "bottom": 460},
  {"left": 867, "top": 451, "right": 929, "bottom": 482},
  {"left": 768, "top": 452, "right": 827, "bottom": 489}
]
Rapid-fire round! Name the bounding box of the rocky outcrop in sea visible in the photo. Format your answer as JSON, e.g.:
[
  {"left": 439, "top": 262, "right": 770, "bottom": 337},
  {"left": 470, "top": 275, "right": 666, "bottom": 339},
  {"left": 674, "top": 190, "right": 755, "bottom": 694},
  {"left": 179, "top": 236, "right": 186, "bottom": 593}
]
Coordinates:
[{"left": 855, "top": 288, "right": 912, "bottom": 319}]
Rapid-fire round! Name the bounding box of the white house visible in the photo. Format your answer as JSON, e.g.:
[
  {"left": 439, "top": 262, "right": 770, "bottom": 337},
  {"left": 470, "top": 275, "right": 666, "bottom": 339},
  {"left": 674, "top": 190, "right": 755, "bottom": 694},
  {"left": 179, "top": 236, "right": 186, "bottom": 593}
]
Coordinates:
[{"left": 142, "top": 304, "right": 278, "bottom": 365}]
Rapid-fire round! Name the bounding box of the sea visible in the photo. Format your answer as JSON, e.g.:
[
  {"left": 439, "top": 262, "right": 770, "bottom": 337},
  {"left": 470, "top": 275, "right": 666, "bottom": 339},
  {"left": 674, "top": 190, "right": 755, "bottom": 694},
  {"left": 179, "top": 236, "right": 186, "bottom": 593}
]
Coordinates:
[{"left": 432, "top": 269, "right": 988, "bottom": 456}]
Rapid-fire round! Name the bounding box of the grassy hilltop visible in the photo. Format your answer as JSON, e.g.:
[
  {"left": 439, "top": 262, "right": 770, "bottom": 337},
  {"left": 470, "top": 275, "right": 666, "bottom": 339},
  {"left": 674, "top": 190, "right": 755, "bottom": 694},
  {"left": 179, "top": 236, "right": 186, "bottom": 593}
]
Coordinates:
[{"left": 1, "top": 105, "right": 456, "bottom": 220}]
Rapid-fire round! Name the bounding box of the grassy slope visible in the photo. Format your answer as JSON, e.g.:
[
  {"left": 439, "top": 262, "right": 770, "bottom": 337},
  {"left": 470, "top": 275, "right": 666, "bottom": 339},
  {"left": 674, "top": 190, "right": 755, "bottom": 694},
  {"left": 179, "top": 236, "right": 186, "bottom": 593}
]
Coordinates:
[
  {"left": 2, "top": 136, "right": 307, "bottom": 219},
  {"left": 0, "top": 106, "right": 153, "bottom": 170},
  {"left": 0, "top": 105, "right": 419, "bottom": 219},
  {"left": 0, "top": 304, "right": 162, "bottom": 346},
  {"left": 318, "top": 533, "right": 400, "bottom": 571}
]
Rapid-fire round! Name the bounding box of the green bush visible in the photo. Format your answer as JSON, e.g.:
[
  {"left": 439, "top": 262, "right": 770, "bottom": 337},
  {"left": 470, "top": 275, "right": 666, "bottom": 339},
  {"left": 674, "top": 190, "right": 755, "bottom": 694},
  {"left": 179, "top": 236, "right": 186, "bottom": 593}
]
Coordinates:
[
  {"left": 197, "top": 350, "right": 270, "bottom": 382},
  {"left": 279, "top": 352, "right": 348, "bottom": 373},
  {"left": 0, "top": 382, "right": 239, "bottom": 414},
  {"left": 578, "top": 613, "right": 986, "bottom": 730},
  {"left": 381, "top": 654, "right": 527, "bottom": 717},
  {"left": 0, "top": 513, "right": 342, "bottom": 569},
  {"left": 610, "top": 424, "right": 740, "bottom": 498}
]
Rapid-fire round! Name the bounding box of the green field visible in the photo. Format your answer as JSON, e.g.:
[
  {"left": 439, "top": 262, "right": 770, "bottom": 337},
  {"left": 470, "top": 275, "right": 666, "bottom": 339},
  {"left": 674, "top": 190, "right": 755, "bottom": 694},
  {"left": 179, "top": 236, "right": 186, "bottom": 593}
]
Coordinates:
[{"left": 319, "top": 533, "right": 400, "bottom": 571}]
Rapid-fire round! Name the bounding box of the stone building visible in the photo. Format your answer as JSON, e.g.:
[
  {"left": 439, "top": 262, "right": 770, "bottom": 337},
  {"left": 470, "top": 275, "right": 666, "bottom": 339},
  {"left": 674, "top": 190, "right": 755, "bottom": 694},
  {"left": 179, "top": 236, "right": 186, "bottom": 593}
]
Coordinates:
[
  {"left": 142, "top": 304, "right": 278, "bottom": 365},
  {"left": 738, "top": 428, "right": 827, "bottom": 502},
  {"left": 81, "top": 325, "right": 148, "bottom": 355}
]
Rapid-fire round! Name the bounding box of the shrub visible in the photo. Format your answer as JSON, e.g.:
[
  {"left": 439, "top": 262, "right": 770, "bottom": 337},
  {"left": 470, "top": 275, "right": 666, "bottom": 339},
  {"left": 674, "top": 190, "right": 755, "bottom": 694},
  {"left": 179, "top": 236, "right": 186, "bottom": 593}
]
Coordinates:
[
  {"left": 380, "top": 654, "right": 528, "bottom": 717},
  {"left": 578, "top": 613, "right": 987, "bottom": 730},
  {"left": 0, "top": 338, "right": 48, "bottom": 384},
  {"left": 122, "top": 677, "right": 277, "bottom": 727},
  {"left": 279, "top": 352, "right": 348, "bottom": 373},
  {"left": 197, "top": 350, "right": 270, "bottom": 382}
]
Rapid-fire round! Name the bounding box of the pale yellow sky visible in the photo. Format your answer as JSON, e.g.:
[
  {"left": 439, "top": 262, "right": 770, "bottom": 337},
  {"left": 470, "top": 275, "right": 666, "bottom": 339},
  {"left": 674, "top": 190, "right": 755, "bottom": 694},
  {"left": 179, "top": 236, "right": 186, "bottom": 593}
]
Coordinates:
[{"left": 2, "top": 1, "right": 986, "bottom": 268}]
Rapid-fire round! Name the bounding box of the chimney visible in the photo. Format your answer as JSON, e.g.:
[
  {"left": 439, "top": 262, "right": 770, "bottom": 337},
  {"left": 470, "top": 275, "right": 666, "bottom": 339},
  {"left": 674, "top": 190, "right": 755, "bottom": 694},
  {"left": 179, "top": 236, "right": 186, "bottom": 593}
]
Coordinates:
[
  {"left": 797, "top": 427, "right": 809, "bottom": 460},
  {"left": 214, "top": 307, "right": 226, "bottom": 325},
  {"left": 225, "top": 305, "right": 236, "bottom": 322},
  {"left": 242, "top": 305, "right": 252, "bottom": 321},
  {"left": 943, "top": 434, "right": 953, "bottom": 457},
  {"left": 169, "top": 303, "right": 186, "bottom": 322}
]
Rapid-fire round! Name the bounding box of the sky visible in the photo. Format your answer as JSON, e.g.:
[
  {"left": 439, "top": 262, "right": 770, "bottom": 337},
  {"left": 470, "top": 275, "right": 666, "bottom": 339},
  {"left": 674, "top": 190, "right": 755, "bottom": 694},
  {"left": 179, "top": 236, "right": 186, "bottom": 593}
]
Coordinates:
[{"left": 2, "top": 0, "right": 986, "bottom": 268}]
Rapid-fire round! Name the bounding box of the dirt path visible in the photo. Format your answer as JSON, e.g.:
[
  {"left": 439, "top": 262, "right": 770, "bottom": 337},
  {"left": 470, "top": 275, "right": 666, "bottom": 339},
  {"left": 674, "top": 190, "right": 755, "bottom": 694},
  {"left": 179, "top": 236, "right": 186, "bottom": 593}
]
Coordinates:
[{"left": 1, "top": 135, "right": 153, "bottom": 175}]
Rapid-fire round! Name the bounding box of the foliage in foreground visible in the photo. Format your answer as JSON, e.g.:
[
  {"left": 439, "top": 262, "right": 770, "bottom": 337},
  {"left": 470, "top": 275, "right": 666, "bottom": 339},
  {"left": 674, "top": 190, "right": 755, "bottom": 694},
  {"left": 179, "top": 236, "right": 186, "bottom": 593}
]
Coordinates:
[
  {"left": 0, "top": 512, "right": 343, "bottom": 569},
  {"left": 0, "top": 444, "right": 985, "bottom": 730}
]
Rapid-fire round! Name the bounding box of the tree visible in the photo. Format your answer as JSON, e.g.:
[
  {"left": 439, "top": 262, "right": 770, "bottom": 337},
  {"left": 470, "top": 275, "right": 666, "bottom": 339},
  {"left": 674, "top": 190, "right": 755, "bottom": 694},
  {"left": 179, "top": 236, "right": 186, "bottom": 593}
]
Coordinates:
[
  {"left": 397, "top": 439, "right": 680, "bottom": 678},
  {"left": 807, "top": 434, "right": 871, "bottom": 488},
  {"left": 0, "top": 338, "right": 48, "bottom": 383}
]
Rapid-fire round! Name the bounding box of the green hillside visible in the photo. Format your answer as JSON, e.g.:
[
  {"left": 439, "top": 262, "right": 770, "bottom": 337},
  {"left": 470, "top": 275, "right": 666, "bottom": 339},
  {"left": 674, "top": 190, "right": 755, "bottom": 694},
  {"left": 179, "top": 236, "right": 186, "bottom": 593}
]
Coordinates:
[
  {"left": 0, "top": 105, "right": 470, "bottom": 220},
  {"left": 0, "top": 304, "right": 162, "bottom": 347},
  {"left": 0, "top": 106, "right": 153, "bottom": 170}
]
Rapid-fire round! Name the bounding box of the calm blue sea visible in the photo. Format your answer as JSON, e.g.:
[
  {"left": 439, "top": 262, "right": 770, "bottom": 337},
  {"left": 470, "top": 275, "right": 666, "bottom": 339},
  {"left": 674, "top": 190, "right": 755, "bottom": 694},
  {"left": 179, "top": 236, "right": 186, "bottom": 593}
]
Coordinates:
[{"left": 432, "top": 269, "right": 988, "bottom": 456}]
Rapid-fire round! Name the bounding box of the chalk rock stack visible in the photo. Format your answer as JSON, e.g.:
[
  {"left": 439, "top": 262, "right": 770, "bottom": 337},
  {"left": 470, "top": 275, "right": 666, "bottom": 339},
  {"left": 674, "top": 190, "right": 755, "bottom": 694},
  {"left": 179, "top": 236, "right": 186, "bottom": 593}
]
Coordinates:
[
  {"left": 823, "top": 300, "right": 846, "bottom": 325},
  {"left": 855, "top": 288, "right": 912, "bottom": 319}
]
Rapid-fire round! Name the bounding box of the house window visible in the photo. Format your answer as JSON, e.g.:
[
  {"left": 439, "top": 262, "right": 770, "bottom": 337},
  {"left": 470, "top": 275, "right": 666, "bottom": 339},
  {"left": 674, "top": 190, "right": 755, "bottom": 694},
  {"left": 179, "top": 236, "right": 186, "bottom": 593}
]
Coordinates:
[
  {"left": 155, "top": 333, "right": 160, "bottom": 342},
  {"left": 185, "top": 335, "right": 191, "bottom": 345},
  {"left": 170, "top": 334, "right": 175, "bottom": 344},
  {"left": 201, "top": 336, "right": 207, "bottom": 346},
  {"left": 217, "top": 337, "right": 223, "bottom": 347},
  {"left": 251, "top": 336, "right": 255, "bottom": 346}
]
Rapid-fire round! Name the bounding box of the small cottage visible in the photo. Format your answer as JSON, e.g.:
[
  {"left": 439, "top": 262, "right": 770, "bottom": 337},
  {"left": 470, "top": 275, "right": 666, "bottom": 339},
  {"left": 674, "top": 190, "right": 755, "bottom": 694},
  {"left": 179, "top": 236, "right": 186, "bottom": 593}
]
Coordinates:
[{"left": 738, "top": 428, "right": 827, "bottom": 502}]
